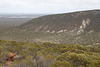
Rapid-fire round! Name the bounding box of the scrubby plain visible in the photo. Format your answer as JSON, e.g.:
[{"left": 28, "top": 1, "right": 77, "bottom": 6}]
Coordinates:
[{"left": 0, "top": 39, "right": 100, "bottom": 67}]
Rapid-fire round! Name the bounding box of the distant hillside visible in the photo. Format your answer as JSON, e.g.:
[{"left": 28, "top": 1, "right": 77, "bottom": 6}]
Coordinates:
[
  {"left": 0, "top": 14, "right": 44, "bottom": 18},
  {"left": 18, "top": 10, "right": 100, "bottom": 34},
  {"left": 0, "top": 10, "right": 100, "bottom": 45},
  {"left": 0, "top": 14, "right": 45, "bottom": 29}
]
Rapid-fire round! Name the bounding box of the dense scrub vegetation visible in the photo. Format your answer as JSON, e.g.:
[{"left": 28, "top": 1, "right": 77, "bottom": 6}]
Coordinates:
[{"left": 0, "top": 39, "right": 100, "bottom": 67}]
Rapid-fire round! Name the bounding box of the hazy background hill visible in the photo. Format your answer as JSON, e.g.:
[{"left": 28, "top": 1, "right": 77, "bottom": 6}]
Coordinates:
[
  {"left": 0, "top": 10, "right": 100, "bottom": 45},
  {"left": 0, "top": 14, "right": 45, "bottom": 30}
]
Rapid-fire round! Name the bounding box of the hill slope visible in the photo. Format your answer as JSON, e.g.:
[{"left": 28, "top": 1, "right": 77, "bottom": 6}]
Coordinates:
[
  {"left": 0, "top": 10, "right": 100, "bottom": 45},
  {"left": 18, "top": 10, "right": 100, "bottom": 34}
]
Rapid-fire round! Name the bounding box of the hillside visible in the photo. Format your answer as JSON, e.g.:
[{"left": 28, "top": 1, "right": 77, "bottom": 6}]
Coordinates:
[
  {"left": 18, "top": 10, "right": 100, "bottom": 33},
  {"left": 0, "top": 10, "right": 100, "bottom": 45}
]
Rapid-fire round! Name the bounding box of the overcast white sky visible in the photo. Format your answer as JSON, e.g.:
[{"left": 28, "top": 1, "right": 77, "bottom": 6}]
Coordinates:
[{"left": 0, "top": 0, "right": 100, "bottom": 14}]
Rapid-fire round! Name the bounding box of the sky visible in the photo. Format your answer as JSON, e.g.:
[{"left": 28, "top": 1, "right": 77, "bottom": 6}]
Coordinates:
[{"left": 0, "top": 0, "right": 100, "bottom": 14}]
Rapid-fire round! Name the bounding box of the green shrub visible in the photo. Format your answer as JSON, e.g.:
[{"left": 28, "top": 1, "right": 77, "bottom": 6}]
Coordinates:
[{"left": 51, "top": 60, "right": 71, "bottom": 67}]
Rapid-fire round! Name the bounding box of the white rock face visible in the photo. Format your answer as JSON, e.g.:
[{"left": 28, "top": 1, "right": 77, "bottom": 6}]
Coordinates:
[
  {"left": 64, "top": 29, "right": 67, "bottom": 32},
  {"left": 77, "top": 19, "right": 91, "bottom": 34},
  {"left": 46, "top": 30, "right": 50, "bottom": 32},
  {"left": 57, "top": 30, "right": 64, "bottom": 33},
  {"left": 81, "top": 19, "right": 90, "bottom": 29},
  {"left": 51, "top": 31, "right": 55, "bottom": 33},
  {"left": 88, "top": 30, "right": 94, "bottom": 33}
]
